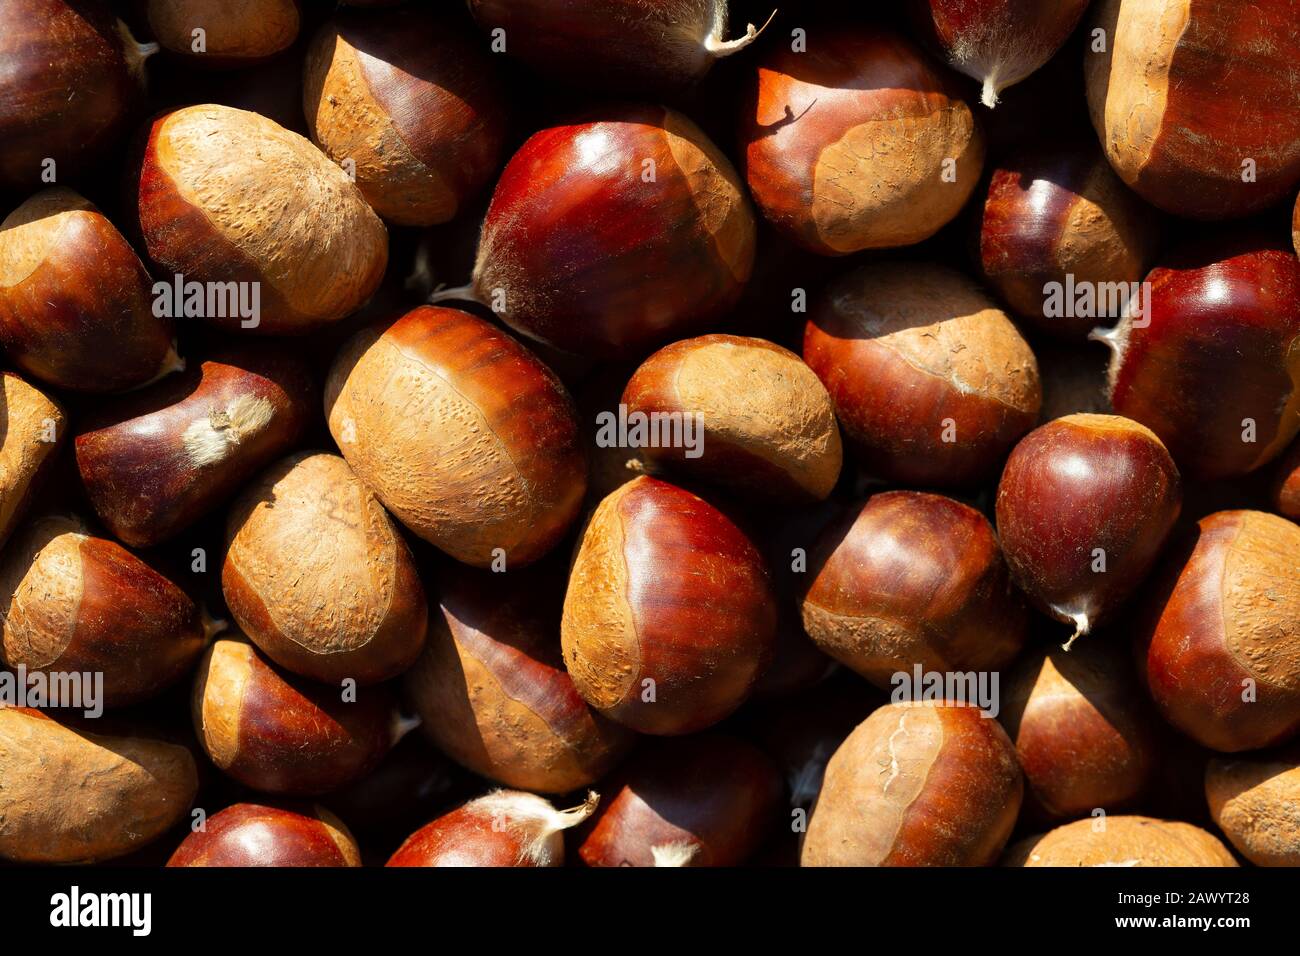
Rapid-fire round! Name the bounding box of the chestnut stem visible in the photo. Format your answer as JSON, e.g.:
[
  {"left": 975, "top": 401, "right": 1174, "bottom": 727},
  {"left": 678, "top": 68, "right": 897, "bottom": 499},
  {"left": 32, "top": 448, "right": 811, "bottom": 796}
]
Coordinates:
[
  {"left": 981, "top": 75, "right": 1001, "bottom": 109},
  {"left": 116, "top": 20, "right": 159, "bottom": 79},
  {"left": 391, "top": 712, "right": 422, "bottom": 744},
  {"left": 427, "top": 283, "right": 483, "bottom": 307},
  {"left": 705, "top": 8, "right": 777, "bottom": 57},
  {"left": 200, "top": 607, "right": 229, "bottom": 643},
  {"left": 1060, "top": 612, "right": 1090, "bottom": 652},
  {"left": 651, "top": 842, "right": 700, "bottom": 867}
]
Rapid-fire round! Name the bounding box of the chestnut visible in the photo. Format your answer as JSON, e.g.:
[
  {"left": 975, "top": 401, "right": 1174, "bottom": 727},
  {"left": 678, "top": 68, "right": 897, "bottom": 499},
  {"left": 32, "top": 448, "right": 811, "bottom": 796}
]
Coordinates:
[
  {"left": 0, "top": 516, "right": 208, "bottom": 709},
  {"left": 326, "top": 306, "right": 586, "bottom": 568},
  {"left": 1138, "top": 510, "right": 1300, "bottom": 752},
  {"left": 132, "top": 104, "right": 387, "bottom": 335},
  {"left": 907, "top": 0, "right": 1092, "bottom": 108},
  {"left": 404, "top": 563, "right": 634, "bottom": 793},
  {"left": 0, "top": 188, "right": 179, "bottom": 392},
  {"left": 387, "top": 791, "right": 598, "bottom": 868},
  {"left": 304, "top": 6, "right": 508, "bottom": 226},
  {"left": 1001, "top": 640, "right": 1159, "bottom": 823},
  {"left": 802, "top": 702, "right": 1023, "bottom": 866},
  {"left": 995, "top": 414, "right": 1181, "bottom": 646},
  {"left": 0, "top": 373, "right": 65, "bottom": 550},
  {"left": 146, "top": 0, "right": 300, "bottom": 66},
  {"left": 0, "top": 0, "right": 156, "bottom": 192},
  {"left": 223, "top": 452, "right": 427, "bottom": 685},
  {"left": 192, "top": 636, "right": 399, "bottom": 796},
  {"left": 742, "top": 27, "right": 984, "bottom": 256},
  {"left": 801, "top": 491, "right": 1028, "bottom": 689},
  {"left": 1086, "top": 0, "right": 1300, "bottom": 219},
  {"left": 465, "top": 0, "right": 769, "bottom": 92},
  {"left": 804, "top": 262, "right": 1041, "bottom": 487},
  {"left": 1003, "top": 816, "right": 1237, "bottom": 867},
  {"left": 455, "top": 107, "right": 755, "bottom": 358},
  {"left": 974, "top": 144, "right": 1162, "bottom": 339},
  {"left": 1098, "top": 238, "right": 1300, "bottom": 480},
  {"left": 1294, "top": 191, "right": 1299, "bottom": 257},
  {"left": 1206, "top": 747, "right": 1300, "bottom": 866},
  {"left": 74, "top": 348, "right": 315, "bottom": 548},
  {"left": 562, "top": 476, "right": 777, "bottom": 736},
  {"left": 578, "top": 735, "right": 783, "bottom": 867},
  {"left": 167, "top": 802, "right": 361, "bottom": 867},
  {"left": 1272, "top": 440, "right": 1300, "bottom": 521},
  {"left": 620, "top": 334, "right": 842, "bottom": 502},
  {"left": 0, "top": 707, "right": 198, "bottom": 864}
]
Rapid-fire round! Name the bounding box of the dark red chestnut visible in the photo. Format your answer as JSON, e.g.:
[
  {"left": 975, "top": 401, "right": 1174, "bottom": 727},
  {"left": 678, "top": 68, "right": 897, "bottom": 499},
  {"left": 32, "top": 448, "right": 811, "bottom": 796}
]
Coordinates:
[
  {"left": 908, "top": 0, "right": 1091, "bottom": 107},
  {"left": 801, "top": 491, "right": 1028, "bottom": 689},
  {"left": 578, "top": 735, "right": 783, "bottom": 868},
  {"left": 743, "top": 27, "right": 984, "bottom": 256},
  {"left": 804, "top": 262, "right": 1041, "bottom": 487},
  {"left": 1087, "top": 0, "right": 1300, "bottom": 218},
  {"left": 0, "top": 373, "right": 65, "bottom": 550},
  {"left": 1273, "top": 440, "right": 1300, "bottom": 521},
  {"left": 146, "top": 0, "right": 300, "bottom": 66},
  {"left": 1098, "top": 238, "right": 1300, "bottom": 480},
  {"left": 304, "top": 6, "right": 508, "bottom": 226},
  {"left": 74, "top": 348, "right": 314, "bottom": 548},
  {"left": 562, "top": 476, "right": 777, "bottom": 735},
  {"left": 996, "top": 414, "right": 1181, "bottom": 646},
  {"left": 453, "top": 107, "right": 755, "bottom": 358},
  {"left": 167, "top": 802, "right": 361, "bottom": 867},
  {"left": 1138, "top": 510, "right": 1300, "bottom": 752}
]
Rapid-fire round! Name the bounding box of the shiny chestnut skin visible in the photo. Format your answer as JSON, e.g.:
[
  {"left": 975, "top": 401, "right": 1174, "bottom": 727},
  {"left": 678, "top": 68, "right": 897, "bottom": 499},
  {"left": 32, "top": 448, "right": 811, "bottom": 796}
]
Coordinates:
[
  {"left": 996, "top": 414, "right": 1182, "bottom": 645},
  {"left": 0, "top": 373, "right": 65, "bottom": 551},
  {"left": 974, "top": 143, "right": 1162, "bottom": 339},
  {"left": 1138, "top": 510, "right": 1300, "bottom": 752},
  {"left": 562, "top": 476, "right": 778, "bottom": 736},
  {"left": 192, "top": 636, "right": 398, "bottom": 796},
  {"left": 0, "top": 516, "right": 207, "bottom": 709},
  {"left": 804, "top": 262, "right": 1041, "bottom": 487},
  {"left": 743, "top": 26, "right": 984, "bottom": 256},
  {"left": 0, "top": 188, "right": 178, "bottom": 392},
  {"left": 326, "top": 306, "right": 586, "bottom": 568},
  {"left": 74, "top": 348, "right": 315, "bottom": 548},
  {"left": 167, "top": 802, "right": 361, "bottom": 867},
  {"left": 802, "top": 702, "right": 1023, "bottom": 866},
  {"left": 467, "top": 106, "right": 755, "bottom": 359},
  {"left": 0, "top": 0, "right": 155, "bottom": 192},
  {"left": 146, "top": 0, "right": 300, "bottom": 67},
  {"left": 304, "top": 5, "right": 508, "bottom": 226},
  {"left": 1099, "top": 238, "right": 1300, "bottom": 480},
  {"left": 1273, "top": 440, "right": 1300, "bottom": 521},
  {"left": 801, "top": 492, "right": 1028, "bottom": 689},
  {"left": 578, "top": 735, "right": 783, "bottom": 868},
  {"left": 1087, "top": 0, "right": 1300, "bottom": 219}
]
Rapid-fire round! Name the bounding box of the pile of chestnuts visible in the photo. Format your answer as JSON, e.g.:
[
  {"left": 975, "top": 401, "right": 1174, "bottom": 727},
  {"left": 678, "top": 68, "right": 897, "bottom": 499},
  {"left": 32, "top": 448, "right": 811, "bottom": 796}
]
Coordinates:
[{"left": 2, "top": 0, "right": 1300, "bottom": 873}]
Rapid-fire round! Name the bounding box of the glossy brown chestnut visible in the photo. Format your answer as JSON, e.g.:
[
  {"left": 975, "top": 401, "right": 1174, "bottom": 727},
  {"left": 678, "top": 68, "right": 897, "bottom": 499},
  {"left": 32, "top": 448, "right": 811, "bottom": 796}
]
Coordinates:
[
  {"left": 459, "top": 106, "right": 755, "bottom": 358},
  {"left": 146, "top": 0, "right": 300, "bottom": 66},
  {"left": 743, "top": 27, "right": 984, "bottom": 256},
  {"left": 1001, "top": 640, "right": 1159, "bottom": 822},
  {"left": 0, "top": 516, "right": 208, "bottom": 708},
  {"left": 466, "top": 0, "right": 768, "bottom": 91},
  {"left": 132, "top": 104, "right": 387, "bottom": 335},
  {"left": 387, "top": 791, "right": 598, "bottom": 868},
  {"left": 223, "top": 452, "right": 427, "bottom": 685},
  {"left": 74, "top": 348, "right": 315, "bottom": 548},
  {"left": 908, "top": 0, "right": 1091, "bottom": 107},
  {"left": 0, "top": 373, "right": 65, "bottom": 550},
  {"left": 802, "top": 702, "right": 1023, "bottom": 866},
  {"left": 1098, "top": 239, "right": 1300, "bottom": 480},
  {"left": 0, "top": 0, "right": 156, "bottom": 192},
  {"left": 996, "top": 414, "right": 1181, "bottom": 645},
  {"left": 304, "top": 6, "right": 508, "bottom": 226},
  {"left": 1273, "top": 440, "right": 1300, "bottom": 521},
  {"left": 804, "top": 262, "right": 1041, "bottom": 486},
  {"left": 0, "top": 707, "right": 198, "bottom": 863},
  {"left": 801, "top": 491, "right": 1028, "bottom": 689},
  {"left": 192, "top": 636, "right": 399, "bottom": 795},
  {"left": 1003, "top": 816, "right": 1237, "bottom": 867},
  {"left": 404, "top": 563, "right": 634, "bottom": 793},
  {"left": 974, "top": 144, "right": 1162, "bottom": 339},
  {"left": 326, "top": 306, "right": 586, "bottom": 568},
  {"left": 0, "top": 188, "right": 178, "bottom": 392},
  {"left": 1206, "top": 747, "right": 1300, "bottom": 866},
  {"left": 167, "top": 802, "right": 361, "bottom": 867},
  {"left": 1086, "top": 0, "right": 1300, "bottom": 219},
  {"left": 562, "top": 476, "right": 777, "bottom": 736},
  {"left": 578, "top": 735, "right": 783, "bottom": 867},
  {"left": 1138, "top": 510, "right": 1300, "bottom": 752},
  {"left": 620, "top": 334, "right": 842, "bottom": 502}
]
